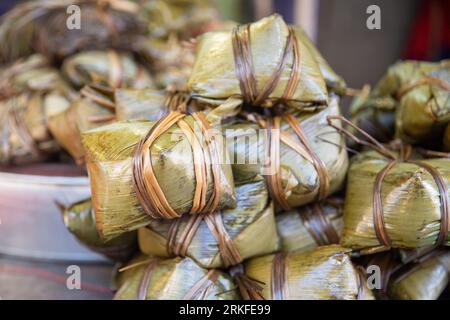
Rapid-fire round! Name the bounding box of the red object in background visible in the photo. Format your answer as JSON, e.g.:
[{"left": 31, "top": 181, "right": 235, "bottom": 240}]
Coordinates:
[{"left": 404, "top": 0, "right": 450, "bottom": 60}]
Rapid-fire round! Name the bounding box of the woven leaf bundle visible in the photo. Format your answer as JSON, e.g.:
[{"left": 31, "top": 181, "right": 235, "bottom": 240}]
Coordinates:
[
  {"left": 48, "top": 85, "right": 116, "bottom": 164},
  {"left": 187, "top": 14, "right": 328, "bottom": 111},
  {"left": 341, "top": 150, "right": 450, "bottom": 252},
  {"left": 114, "top": 255, "right": 239, "bottom": 300},
  {"left": 61, "top": 50, "right": 153, "bottom": 89},
  {"left": 0, "top": 55, "right": 74, "bottom": 164},
  {"left": 61, "top": 198, "right": 137, "bottom": 262},
  {"left": 240, "top": 245, "right": 373, "bottom": 300},
  {"left": 0, "top": 0, "right": 146, "bottom": 63},
  {"left": 276, "top": 198, "right": 343, "bottom": 253},
  {"left": 349, "top": 60, "right": 450, "bottom": 145},
  {"left": 82, "top": 113, "right": 236, "bottom": 241},
  {"left": 140, "top": 0, "right": 219, "bottom": 40},
  {"left": 138, "top": 178, "right": 278, "bottom": 269},
  {"left": 225, "top": 96, "right": 348, "bottom": 209}
]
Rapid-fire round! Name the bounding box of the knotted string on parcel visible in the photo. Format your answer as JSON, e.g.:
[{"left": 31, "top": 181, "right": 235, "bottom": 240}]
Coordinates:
[
  {"left": 246, "top": 112, "right": 330, "bottom": 210},
  {"left": 132, "top": 111, "right": 221, "bottom": 219},
  {"left": 232, "top": 24, "right": 301, "bottom": 107},
  {"left": 327, "top": 115, "right": 450, "bottom": 249}
]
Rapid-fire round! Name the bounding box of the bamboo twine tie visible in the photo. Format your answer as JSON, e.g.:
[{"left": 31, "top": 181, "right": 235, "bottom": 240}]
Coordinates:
[{"left": 132, "top": 111, "right": 221, "bottom": 219}]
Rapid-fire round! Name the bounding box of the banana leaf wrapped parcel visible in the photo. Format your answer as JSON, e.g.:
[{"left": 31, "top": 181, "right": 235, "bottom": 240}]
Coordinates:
[
  {"left": 340, "top": 149, "right": 450, "bottom": 252},
  {"left": 0, "top": 55, "right": 74, "bottom": 164},
  {"left": 140, "top": 0, "right": 220, "bottom": 40},
  {"left": 0, "top": 0, "right": 146, "bottom": 63},
  {"left": 348, "top": 84, "right": 397, "bottom": 144},
  {"left": 236, "top": 245, "right": 373, "bottom": 300},
  {"left": 114, "top": 255, "right": 239, "bottom": 300},
  {"left": 138, "top": 178, "right": 278, "bottom": 269},
  {"left": 48, "top": 85, "right": 116, "bottom": 164},
  {"left": 61, "top": 50, "right": 153, "bottom": 89},
  {"left": 225, "top": 96, "right": 348, "bottom": 210},
  {"left": 395, "top": 60, "right": 450, "bottom": 144},
  {"left": 82, "top": 112, "right": 236, "bottom": 241},
  {"left": 388, "top": 251, "right": 450, "bottom": 300},
  {"left": 349, "top": 60, "right": 450, "bottom": 146},
  {"left": 187, "top": 14, "right": 329, "bottom": 111},
  {"left": 61, "top": 199, "right": 137, "bottom": 262},
  {"left": 276, "top": 198, "right": 343, "bottom": 253}
]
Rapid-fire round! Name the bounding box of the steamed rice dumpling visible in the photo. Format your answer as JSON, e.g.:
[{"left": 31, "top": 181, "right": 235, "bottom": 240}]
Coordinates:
[
  {"left": 188, "top": 14, "right": 328, "bottom": 110},
  {"left": 0, "top": 0, "right": 146, "bottom": 63},
  {"left": 225, "top": 95, "right": 348, "bottom": 209},
  {"left": 349, "top": 60, "right": 450, "bottom": 145},
  {"left": 48, "top": 85, "right": 116, "bottom": 164},
  {"left": 138, "top": 178, "right": 278, "bottom": 269},
  {"left": 348, "top": 84, "right": 397, "bottom": 145},
  {"left": 239, "top": 245, "right": 373, "bottom": 300},
  {"left": 61, "top": 50, "right": 153, "bottom": 89},
  {"left": 114, "top": 255, "right": 239, "bottom": 300},
  {"left": 276, "top": 198, "right": 343, "bottom": 252},
  {"left": 61, "top": 199, "right": 137, "bottom": 262},
  {"left": 388, "top": 251, "right": 450, "bottom": 300},
  {"left": 395, "top": 60, "right": 450, "bottom": 144},
  {"left": 0, "top": 55, "right": 74, "bottom": 164},
  {"left": 82, "top": 112, "right": 236, "bottom": 241},
  {"left": 341, "top": 149, "right": 450, "bottom": 252}
]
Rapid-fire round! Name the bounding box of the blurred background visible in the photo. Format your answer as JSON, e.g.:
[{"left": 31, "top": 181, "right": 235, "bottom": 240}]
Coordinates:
[{"left": 0, "top": 0, "right": 448, "bottom": 88}]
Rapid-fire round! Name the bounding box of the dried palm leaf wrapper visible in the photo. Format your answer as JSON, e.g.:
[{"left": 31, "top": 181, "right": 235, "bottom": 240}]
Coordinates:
[
  {"left": 388, "top": 251, "right": 450, "bottom": 300},
  {"left": 225, "top": 96, "right": 348, "bottom": 210},
  {"left": 0, "top": 55, "right": 75, "bottom": 164},
  {"left": 0, "top": 0, "right": 145, "bottom": 63},
  {"left": 395, "top": 60, "right": 450, "bottom": 144},
  {"left": 114, "top": 255, "right": 239, "bottom": 300},
  {"left": 327, "top": 117, "right": 450, "bottom": 252},
  {"left": 61, "top": 50, "right": 153, "bottom": 89},
  {"left": 60, "top": 198, "right": 137, "bottom": 262},
  {"left": 234, "top": 245, "right": 373, "bottom": 300},
  {"left": 276, "top": 198, "right": 343, "bottom": 253},
  {"left": 140, "top": 0, "right": 220, "bottom": 40},
  {"left": 187, "top": 14, "right": 328, "bottom": 111},
  {"left": 82, "top": 111, "right": 236, "bottom": 241},
  {"left": 292, "top": 26, "right": 346, "bottom": 95},
  {"left": 47, "top": 85, "right": 116, "bottom": 164},
  {"left": 138, "top": 178, "right": 278, "bottom": 269}
]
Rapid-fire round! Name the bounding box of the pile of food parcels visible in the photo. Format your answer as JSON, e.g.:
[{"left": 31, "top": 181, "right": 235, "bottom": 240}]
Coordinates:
[{"left": 1, "top": 0, "right": 449, "bottom": 300}]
